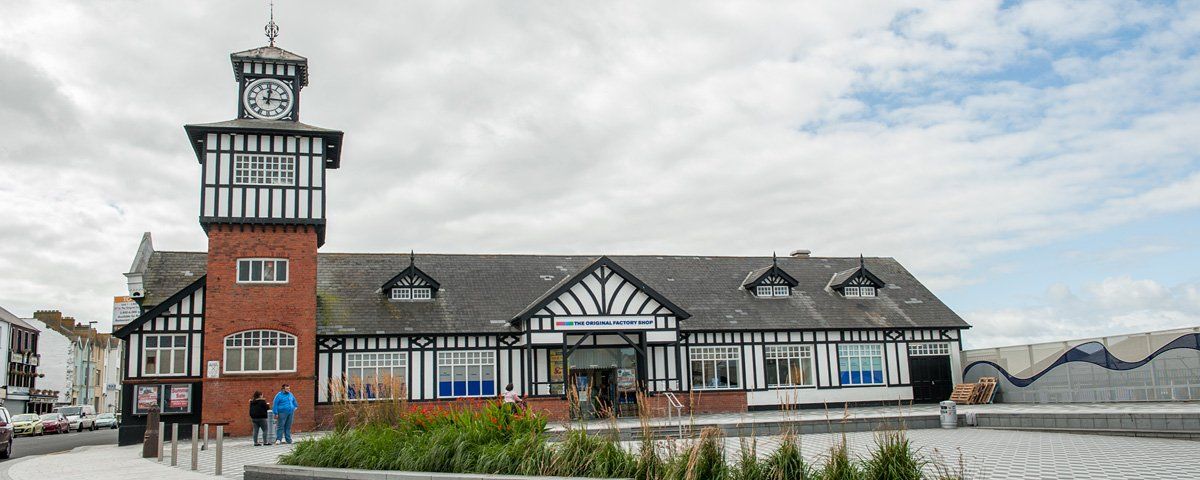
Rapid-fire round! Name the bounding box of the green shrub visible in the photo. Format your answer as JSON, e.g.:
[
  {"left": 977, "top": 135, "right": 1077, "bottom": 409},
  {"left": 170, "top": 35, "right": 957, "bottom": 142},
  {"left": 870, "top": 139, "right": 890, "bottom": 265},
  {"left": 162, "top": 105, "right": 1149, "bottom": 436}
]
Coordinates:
[
  {"left": 861, "top": 430, "right": 924, "bottom": 480},
  {"left": 761, "top": 433, "right": 814, "bottom": 480},
  {"left": 818, "top": 437, "right": 861, "bottom": 480}
]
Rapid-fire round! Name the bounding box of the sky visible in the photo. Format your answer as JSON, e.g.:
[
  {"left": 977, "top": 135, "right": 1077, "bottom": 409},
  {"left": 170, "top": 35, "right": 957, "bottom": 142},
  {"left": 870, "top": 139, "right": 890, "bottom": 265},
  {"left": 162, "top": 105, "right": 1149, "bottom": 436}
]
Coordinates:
[{"left": 1, "top": 1, "right": 1198, "bottom": 347}]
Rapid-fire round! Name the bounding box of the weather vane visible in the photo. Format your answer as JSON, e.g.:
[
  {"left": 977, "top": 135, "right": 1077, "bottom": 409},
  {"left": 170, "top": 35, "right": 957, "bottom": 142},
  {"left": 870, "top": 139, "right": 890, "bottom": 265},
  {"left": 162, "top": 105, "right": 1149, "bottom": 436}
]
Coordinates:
[{"left": 264, "top": 0, "right": 279, "bottom": 47}]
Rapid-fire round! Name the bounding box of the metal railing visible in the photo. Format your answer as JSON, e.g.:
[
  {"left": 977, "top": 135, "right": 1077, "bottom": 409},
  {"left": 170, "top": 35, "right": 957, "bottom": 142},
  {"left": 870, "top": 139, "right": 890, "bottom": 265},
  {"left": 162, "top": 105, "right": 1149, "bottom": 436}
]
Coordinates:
[{"left": 663, "top": 392, "right": 685, "bottom": 436}]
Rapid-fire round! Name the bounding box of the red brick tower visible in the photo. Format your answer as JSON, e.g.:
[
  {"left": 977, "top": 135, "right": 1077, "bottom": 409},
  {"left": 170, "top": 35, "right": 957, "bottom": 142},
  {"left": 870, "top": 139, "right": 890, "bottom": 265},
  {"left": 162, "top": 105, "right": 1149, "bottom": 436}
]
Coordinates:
[{"left": 182, "top": 34, "right": 343, "bottom": 435}]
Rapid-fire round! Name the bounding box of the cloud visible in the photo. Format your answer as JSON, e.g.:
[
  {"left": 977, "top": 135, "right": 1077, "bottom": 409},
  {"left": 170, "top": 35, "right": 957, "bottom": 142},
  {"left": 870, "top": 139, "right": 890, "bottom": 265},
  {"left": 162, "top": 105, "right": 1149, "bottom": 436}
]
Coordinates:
[
  {"left": 964, "top": 276, "right": 1200, "bottom": 349},
  {"left": 0, "top": 1, "right": 1198, "bottom": 333}
]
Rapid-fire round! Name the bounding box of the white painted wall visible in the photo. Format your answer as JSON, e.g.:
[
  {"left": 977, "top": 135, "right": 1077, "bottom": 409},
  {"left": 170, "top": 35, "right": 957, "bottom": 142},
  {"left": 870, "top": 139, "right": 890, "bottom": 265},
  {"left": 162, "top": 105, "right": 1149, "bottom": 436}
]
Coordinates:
[{"left": 29, "top": 323, "right": 74, "bottom": 405}]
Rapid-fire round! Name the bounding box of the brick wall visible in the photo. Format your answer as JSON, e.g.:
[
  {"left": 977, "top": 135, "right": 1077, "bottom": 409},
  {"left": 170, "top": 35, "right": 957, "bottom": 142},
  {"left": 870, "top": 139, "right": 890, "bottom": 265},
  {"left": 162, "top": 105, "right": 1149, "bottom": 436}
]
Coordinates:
[
  {"left": 641, "top": 391, "right": 747, "bottom": 416},
  {"left": 202, "top": 224, "right": 318, "bottom": 436}
]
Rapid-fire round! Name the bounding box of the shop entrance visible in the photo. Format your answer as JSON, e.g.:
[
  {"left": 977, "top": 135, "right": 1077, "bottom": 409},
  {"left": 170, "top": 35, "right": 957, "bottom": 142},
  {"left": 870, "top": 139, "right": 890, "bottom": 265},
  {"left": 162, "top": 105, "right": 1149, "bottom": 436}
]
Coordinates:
[{"left": 566, "top": 347, "right": 640, "bottom": 418}]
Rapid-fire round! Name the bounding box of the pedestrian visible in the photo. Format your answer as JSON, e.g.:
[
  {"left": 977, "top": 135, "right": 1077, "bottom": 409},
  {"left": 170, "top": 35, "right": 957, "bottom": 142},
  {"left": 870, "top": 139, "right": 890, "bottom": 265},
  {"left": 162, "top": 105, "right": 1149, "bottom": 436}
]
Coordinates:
[
  {"left": 272, "top": 383, "right": 298, "bottom": 444},
  {"left": 502, "top": 383, "right": 523, "bottom": 413},
  {"left": 249, "top": 391, "right": 270, "bottom": 446}
]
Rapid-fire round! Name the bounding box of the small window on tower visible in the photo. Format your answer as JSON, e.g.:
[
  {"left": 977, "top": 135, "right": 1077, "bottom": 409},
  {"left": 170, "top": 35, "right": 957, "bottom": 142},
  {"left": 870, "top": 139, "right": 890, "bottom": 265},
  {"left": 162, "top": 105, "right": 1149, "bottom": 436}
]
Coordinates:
[
  {"left": 237, "top": 259, "right": 289, "bottom": 283},
  {"left": 234, "top": 154, "right": 295, "bottom": 186}
]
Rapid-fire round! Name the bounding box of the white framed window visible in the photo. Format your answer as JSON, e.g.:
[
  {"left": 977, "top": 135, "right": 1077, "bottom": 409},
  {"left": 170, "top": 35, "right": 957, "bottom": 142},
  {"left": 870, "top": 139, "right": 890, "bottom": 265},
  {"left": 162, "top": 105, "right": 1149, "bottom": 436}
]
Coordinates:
[
  {"left": 390, "top": 287, "right": 432, "bottom": 301},
  {"left": 224, "top": 330, "right": 297, "bottom": 373},
  {"left": 843, "top": 286, "right": 860, "bottom": 297},
  {"left": 437, "top": 351, "right": 496, "bottom": 397},
  {"left": 860, "top": 286, "right": 876, "bottom": 297},
  {"left": 773, "top": 285, "right": 790, "bottom": 297},
  {"left": 764, "top": 345, "right": 814, "bottom": 387},
  {"left": 690, "top": 346, "right": 741, "bottom": 390},
  {"left": 143, "top": 334, "right": 188, "bottom": 376},
  {"left": 838, "top": 344, "right": 884, "bottom": 385},
  {"left": 908, "top": 343, "right": 950, "bottom": 356},
  {"left": 233, "top": 154, "right": 295, "bottom": 186},
  {"left": 755, "top": 285, "right": 773, "bottom": 296},
  {"left": 346, "top": 352, "right": 408, "bottom": 400},
  {"left": 237, "top": 259, "right": 288, "bottom": 283},
  {"left": 756, "top": 285, "right": 790, "bottom": 297}
]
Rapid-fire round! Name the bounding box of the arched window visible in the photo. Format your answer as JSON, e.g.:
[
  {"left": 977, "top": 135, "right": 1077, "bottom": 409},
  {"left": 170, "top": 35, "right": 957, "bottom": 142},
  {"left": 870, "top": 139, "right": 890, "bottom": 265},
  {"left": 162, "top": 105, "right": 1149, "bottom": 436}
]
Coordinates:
[{"left": 224, "top": 330, "right": 297, "bottom": 373}]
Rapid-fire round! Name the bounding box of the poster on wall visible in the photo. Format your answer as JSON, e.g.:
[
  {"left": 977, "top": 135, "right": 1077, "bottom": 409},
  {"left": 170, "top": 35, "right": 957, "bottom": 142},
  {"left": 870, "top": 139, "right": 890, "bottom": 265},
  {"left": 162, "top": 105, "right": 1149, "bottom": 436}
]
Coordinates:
[
  {"left": 161, "top": 384, "right": 192, "bottom": 414},
  {"left": 134, "top": 385, "right": 160, "bottom": 414},
  {"left": 616, "top": 368, "right": 636, "bottom": 391},
  {"left": 549, "top": 350, "right": 564, "bottom": 394}
]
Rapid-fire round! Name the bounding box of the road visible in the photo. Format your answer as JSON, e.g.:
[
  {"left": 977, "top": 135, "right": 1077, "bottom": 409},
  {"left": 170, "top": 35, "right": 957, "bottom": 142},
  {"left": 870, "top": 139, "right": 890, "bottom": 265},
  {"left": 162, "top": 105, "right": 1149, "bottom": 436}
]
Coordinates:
[{"left": 1, "top": 428, "right": 118, "bottom": 461}]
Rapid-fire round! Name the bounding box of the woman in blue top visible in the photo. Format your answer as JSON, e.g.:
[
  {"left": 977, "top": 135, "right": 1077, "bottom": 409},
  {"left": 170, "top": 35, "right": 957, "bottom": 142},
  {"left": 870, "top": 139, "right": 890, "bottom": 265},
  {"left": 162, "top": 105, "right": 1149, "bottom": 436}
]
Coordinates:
[{"left": 271, "top": 384, "right": 298, "bottom": 444}]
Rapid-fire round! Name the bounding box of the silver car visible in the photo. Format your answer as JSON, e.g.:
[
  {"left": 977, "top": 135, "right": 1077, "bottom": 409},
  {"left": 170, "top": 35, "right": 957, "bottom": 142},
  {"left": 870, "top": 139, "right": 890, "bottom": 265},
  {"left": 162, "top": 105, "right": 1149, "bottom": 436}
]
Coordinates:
[{"left": 94, "top": 413, "right": 119, "bottom": 429}]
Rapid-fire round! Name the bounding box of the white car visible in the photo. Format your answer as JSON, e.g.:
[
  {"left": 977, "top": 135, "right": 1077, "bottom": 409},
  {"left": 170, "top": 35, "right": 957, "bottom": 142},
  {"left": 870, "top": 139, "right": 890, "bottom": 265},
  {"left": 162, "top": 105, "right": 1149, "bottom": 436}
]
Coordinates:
[
  {"left": 94, "top": 413, "right": 119, "bottom": 429},
  {"left": 55, "top": 405, "right": 97, "bottom": 431}
]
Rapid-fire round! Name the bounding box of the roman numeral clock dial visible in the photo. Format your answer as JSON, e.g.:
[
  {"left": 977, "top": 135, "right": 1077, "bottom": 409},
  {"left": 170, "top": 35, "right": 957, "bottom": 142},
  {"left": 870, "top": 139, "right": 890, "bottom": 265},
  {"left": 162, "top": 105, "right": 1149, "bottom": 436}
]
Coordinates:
[{"left": 243, "top": 78, "right": 294, "bottom": 120}]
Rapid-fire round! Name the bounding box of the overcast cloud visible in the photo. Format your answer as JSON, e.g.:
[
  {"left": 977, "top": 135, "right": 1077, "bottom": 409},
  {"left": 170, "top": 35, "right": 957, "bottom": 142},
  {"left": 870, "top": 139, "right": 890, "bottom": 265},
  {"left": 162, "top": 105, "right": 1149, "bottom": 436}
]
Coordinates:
[{"left": 1, "top": 1, "right": 1198, "bottom": 346}]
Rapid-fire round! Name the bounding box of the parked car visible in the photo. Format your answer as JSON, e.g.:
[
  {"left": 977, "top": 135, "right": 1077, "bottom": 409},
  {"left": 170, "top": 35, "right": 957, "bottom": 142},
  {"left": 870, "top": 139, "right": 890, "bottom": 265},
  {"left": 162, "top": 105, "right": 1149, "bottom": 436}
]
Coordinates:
[
  {"left": 10, "top": 413, "right": 43, "bottom": 436},
  {"left": 54, "top": 405, "right": 97, "bottom": 431},
  {"left": 94, "top": 413, "right": 119, "bottom": 429},
  {"left": 40, "top": 413, "right": 69, "bottom": 434},
  {"left": 0, "top": 407, "right": 13, "bottom": 458}
]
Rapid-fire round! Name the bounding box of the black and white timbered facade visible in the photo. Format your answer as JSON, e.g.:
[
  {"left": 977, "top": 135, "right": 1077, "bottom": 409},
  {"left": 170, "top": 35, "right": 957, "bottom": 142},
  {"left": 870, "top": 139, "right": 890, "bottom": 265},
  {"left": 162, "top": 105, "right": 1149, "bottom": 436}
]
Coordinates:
[
  {"left": 123, "top": 249, "right": 968, "bottom": 414},
  {"left": 114, "top": 37, "right": 969, "bottom": 445}
]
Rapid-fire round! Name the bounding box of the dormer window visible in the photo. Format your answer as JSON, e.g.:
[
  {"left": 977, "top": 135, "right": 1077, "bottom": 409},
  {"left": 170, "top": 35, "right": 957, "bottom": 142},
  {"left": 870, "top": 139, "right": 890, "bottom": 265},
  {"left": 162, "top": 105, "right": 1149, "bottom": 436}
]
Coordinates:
[
  {"left": 843, "top": 286, "right": 876, "bottom": 298},
  {"left": 391, "top": 287, "right": 432, "bottom": 301},
  {"left": 382, "top": 252, "right": 441, "bottom": 301},
  {"left": 830, "top": 256, "right": 885, "bottom": 298},
  {"left": 744, "top": 255, "right": 799, "bottom": 298}
]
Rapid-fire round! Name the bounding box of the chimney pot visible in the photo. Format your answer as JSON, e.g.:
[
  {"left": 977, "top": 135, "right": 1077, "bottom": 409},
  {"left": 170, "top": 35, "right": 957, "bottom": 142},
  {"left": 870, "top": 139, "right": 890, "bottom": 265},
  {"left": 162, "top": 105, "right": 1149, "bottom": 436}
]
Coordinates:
[{"left": 789, "top": 249, "right": 811, "bottom": 258}]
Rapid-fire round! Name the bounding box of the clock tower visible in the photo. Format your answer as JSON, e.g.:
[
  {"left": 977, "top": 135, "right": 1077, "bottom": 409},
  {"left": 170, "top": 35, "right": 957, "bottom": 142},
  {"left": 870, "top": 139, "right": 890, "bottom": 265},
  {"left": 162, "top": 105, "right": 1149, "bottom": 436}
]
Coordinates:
[{"left": 182, "top": 18, "right": 343, "bottom": 434}]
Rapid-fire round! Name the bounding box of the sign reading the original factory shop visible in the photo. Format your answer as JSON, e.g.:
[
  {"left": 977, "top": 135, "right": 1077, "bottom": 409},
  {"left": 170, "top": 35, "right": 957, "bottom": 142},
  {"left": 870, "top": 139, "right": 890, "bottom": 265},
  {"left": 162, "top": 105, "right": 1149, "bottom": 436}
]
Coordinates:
[{"left": 554, "top": 316, "right": 656, "bottom": 331}]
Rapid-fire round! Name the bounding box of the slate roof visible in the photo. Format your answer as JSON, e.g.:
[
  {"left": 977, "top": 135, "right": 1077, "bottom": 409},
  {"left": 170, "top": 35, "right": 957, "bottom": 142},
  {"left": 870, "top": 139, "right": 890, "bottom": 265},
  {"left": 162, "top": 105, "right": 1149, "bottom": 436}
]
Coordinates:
[
  {"left": 140, "top": 252, "right": 969, "bottom": 336},
  {"left": 230, "top": 45, "right": 309, "bottom": 86}
]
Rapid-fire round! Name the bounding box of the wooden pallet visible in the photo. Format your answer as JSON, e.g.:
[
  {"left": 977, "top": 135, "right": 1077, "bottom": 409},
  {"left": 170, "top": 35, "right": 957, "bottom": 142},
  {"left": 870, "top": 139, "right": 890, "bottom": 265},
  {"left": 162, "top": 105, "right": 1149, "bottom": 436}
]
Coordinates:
[
  {"left": 949, "top": 383, "right": 978, "bottom": 403},
  {"left": 973, "top": 377, "right": 997, "bottom": 404}
]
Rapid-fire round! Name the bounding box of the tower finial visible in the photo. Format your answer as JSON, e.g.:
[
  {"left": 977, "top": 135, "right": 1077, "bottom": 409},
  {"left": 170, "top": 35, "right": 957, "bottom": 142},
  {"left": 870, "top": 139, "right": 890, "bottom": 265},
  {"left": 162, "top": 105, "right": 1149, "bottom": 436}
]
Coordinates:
[{"left": 264, "top": 0, "right": 279, "bottom": 47}]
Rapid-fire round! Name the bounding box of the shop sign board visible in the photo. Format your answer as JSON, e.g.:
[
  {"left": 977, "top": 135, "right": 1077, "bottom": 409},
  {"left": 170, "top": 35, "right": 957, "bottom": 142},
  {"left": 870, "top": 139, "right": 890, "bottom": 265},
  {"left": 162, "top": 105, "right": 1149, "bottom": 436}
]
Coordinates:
[
  {"left": 112, "top": 296, "right": 141, "bottom": 326},
  {"left": 134, "top": 385, "right": 159, "bottom": 414},
  {"left": 554, "top": 316, "right": 655, "bottom": 331}
]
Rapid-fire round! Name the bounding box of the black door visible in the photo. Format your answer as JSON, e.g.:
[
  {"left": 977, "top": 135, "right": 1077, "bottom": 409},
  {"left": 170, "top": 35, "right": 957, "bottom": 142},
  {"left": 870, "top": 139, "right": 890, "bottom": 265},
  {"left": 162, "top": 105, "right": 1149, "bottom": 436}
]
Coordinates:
[{"left": 909, "top": 356, "right": 953, "bottom": 403}]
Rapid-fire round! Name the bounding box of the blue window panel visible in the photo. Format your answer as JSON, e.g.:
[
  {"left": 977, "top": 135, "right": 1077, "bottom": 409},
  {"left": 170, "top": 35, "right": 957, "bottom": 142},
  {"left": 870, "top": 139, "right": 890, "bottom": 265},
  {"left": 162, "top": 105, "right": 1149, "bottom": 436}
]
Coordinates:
[
  {"left": 481, "top": 381, "right": 495, "bottom": 396},
  {"left": 453, "top": 381, "right": 467, "bottom": 397},
  {"left": 872, "top": 371, "right": 884, "bottom": 384},
  {"left": 438, "top": 381, "right": 452, "bottom": 397},
  {"left": 840, "top": 371, "right": 850, "bottom": 384},
  {"left": 850, "top": 371, "right": 861, "bottom": 384},
  {"left": 468, "top": 381, "right": 481, "bottom": 396}
]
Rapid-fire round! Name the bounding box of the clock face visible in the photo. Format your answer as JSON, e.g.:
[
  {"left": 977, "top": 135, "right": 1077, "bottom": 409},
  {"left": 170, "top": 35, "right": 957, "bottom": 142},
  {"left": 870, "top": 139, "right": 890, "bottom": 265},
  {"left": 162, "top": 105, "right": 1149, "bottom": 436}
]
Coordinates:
[{"left": 243, "top": 78, "right": 294, "bottom": 120}]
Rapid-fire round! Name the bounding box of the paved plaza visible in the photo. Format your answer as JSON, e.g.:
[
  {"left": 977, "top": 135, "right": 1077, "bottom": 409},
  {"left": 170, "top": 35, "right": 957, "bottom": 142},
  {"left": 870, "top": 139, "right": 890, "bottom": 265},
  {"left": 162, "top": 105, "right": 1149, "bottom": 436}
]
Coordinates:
[{"left": 560, "top": 400, "right": 1200, "bottom": 432}]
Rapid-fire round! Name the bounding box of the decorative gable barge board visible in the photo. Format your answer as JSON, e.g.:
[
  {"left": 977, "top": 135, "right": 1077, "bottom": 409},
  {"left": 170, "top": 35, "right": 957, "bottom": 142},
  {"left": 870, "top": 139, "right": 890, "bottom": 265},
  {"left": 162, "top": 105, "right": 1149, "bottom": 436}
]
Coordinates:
[
  {"left": 513, "top": 256, "right": 691, "bottom": 323},
  {"left": 113, "top": 276, "right": 206, "bottom": 380}
]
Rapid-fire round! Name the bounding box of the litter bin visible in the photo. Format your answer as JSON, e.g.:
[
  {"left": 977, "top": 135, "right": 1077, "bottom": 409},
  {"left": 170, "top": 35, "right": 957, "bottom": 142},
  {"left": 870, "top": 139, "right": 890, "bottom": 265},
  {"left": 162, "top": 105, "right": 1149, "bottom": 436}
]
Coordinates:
[{"left": 939, "top": 400, "right": 957, "bottom": 429}]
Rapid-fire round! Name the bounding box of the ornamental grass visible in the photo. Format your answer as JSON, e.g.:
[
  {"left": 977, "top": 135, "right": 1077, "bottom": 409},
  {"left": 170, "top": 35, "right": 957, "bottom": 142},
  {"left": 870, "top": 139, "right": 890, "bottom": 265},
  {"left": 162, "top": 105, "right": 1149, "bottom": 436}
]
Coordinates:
[{"left": 281, "top": 385, "right": 966, "bottom": 479}]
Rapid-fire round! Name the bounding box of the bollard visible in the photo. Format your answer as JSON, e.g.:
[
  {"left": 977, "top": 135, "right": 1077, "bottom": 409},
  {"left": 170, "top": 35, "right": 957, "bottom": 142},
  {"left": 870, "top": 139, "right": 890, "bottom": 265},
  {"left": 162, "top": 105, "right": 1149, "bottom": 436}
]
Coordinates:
[
  {"left": 170, "top": 423, "right": 179, "bottom": 466},
  {"left": 215, "top": 425, "right": 224, "bottom": 476},
  {"left": 157, "top": 421, "right": 165, "bottom": 462},
  {"left": 143, "top": 407, "right": 161, "bottom": 459},
  {"left": 191, "top": 425, "right": 199, "bottom": 470},
  {"left": 202, "top": 423, "right": 209, "bottom": 450}
]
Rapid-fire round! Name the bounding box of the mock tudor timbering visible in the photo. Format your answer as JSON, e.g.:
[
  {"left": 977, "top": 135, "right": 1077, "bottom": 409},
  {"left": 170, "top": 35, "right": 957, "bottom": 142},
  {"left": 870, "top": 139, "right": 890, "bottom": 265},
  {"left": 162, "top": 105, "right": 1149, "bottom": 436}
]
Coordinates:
[{"left": 114, "top": 36, "right": 970, "bottom": 445}]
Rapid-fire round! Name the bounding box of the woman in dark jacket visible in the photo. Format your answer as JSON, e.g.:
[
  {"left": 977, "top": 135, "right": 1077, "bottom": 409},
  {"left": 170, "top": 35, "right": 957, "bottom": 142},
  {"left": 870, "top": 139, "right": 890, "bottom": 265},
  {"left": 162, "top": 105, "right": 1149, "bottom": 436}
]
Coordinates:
[{"left": 249, "top": 391, "right": 270, "bottom": 446}]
